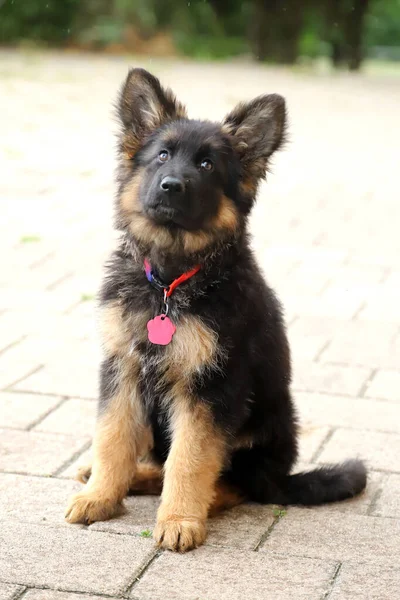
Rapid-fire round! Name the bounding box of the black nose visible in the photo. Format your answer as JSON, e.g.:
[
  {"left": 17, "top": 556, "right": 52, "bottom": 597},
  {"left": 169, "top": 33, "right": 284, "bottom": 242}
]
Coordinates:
[{"left": 160, "top": 176, "right": 184, "bottom": 194}]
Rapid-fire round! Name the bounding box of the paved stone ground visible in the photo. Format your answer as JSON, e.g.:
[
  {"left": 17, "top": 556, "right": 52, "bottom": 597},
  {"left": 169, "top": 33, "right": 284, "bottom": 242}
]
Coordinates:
[{"left": 0, "top": 50, "right": 400, "bottom": 600}]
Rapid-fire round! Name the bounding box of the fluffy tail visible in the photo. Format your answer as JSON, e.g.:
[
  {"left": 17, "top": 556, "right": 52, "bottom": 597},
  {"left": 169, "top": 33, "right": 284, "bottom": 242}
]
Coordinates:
[
  {"left": 228, "top": 458, "right": 367, "bottom": 506},
  {"left": 279, "top": 460, "right": 367, "bottom": 505}
]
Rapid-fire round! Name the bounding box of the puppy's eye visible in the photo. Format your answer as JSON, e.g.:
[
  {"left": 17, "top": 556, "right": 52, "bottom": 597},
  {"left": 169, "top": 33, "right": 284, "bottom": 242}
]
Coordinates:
[
  {"left": 158, "top": 150, "right": 169, "bottom": 162},
  {"left": 200, "top": 158, "right": 213, "bottom": 172}
]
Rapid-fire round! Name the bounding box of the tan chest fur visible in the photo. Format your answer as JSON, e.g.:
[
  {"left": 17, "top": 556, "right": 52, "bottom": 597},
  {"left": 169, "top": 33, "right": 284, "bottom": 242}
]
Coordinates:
[{"left": 99, "top": 300, "right": 221, "bottom": 394}]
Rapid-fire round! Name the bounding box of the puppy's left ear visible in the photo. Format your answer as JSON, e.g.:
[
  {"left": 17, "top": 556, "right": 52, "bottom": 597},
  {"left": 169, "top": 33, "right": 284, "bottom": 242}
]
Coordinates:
[
  {"left": 222, "top": 94, "right": 287, "bottom": 183},
  {"left": 118, "top": 68, "right": 187, "bottom": 158}
]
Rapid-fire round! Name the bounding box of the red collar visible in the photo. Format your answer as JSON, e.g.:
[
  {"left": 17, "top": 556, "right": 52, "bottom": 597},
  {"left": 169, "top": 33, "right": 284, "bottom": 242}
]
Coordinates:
[{"left": 144, "top": 259, "right": 201, "bottom": 298}]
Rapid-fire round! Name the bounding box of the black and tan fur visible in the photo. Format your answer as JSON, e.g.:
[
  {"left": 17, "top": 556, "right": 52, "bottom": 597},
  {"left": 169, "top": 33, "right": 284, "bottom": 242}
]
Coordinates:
[{"left": 65, "top": 68, "right": 367, "bottom": 551}]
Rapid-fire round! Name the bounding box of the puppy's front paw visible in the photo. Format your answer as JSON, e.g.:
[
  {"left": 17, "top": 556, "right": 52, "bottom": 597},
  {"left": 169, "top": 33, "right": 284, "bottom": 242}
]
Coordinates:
[
  {"left": 154, "top": 517, "right": 206, "bottom": 552},
  {"left": 65, "top": 491, "right": 120, "bottom": 524}
]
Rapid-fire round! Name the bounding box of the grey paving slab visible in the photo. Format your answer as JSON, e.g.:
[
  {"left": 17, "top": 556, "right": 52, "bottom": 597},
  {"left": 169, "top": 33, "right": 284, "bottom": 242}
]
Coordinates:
[
  {"left": 0, "top": 336, "right": 99, "bottom": 366},
  {"left": 59, "top": 447, "right": 93, "bottom": 479},
  {"left": 371, "top": 473, "right": 400, "bottom": 518},
  {"left": 296, "top": 392, "right": 400, "bottom": 433},
  {"left": 317, "top": 428, "right": 400, "bottom": 472},
  {"left": 89, "top": 495, "right": 160, "bottom": 536},
  {"left": 297, "top": 425, "right": 331, "bottom": 463},
  {"left": 0, "top": 583, "right": 24, "bottom": 600},
  {"left": 0, "top": 521, "right": 154, "bottom": 596},
  {"left": 131, "top": 546, "right": 337, "bottom": 600},
  {"left": 320, "top": 324, "right": 400, "bottom": 369},
  {"left": 261, "top": 508, "right": 400, "bottom": 563},
  {"left": 206, "top": 504, "right": 275, "bottom": 549},
  {"left": 23, "top": 591, "right": 114, "bottom": 600},
  {"left": 329, "top": 563, "right": 400, "bottom": 600},
  {"left": 34, "top": 398, "right": 97, "bottom": 437},
  {"left": 0, "top": 355, "right": 42, "bottom": 390},
  {"left": 0, "top": 473, "right": 81, "bottom": 526},
  {"left": 358, "top": 297, "right": 400, "bottom": 322},
  {"left": 292, "top": 363, "right": 370, "bottom": 396},
  {"left": 0, "top": 429, "right": 90, "bottom": 475},
  {"left": 91, "top": 492, "right": 278, "bottom": 552},
  {"left": 14, "top": 362, "right": 98, "bottom": 399},
  {"left": 364, "top": 369, "right": 400, "bottom": 402},
  {"left": 0, "top": 392, "right": 61, "bottom": 429},
  {"left": 1, "top": 50, "right": 400, "bottom": 600},
  {"left": 284, "top": 290, "right": 362, "bottom": 320}
]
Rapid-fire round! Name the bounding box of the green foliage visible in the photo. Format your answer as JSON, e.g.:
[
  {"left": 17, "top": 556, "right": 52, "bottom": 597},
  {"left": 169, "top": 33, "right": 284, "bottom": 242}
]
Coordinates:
[
  {"left": 1, "top": 0, "right": 400, "bottom": 66},
  {"left": 175, "top": 34, "right": 249, "bottom": 60},
  {"left": 0, "top": 0, "right": 80, "bottom": 44},
  {"left": 162, "top": 0, "right": 249, "bottom": 59},
  {"left": 140, "top": 529, "right": 152, "bottom": 538},
  {"left": 272, "top": 506, "right": 287, "bottom": 518},
  {"left": 77, "top": 17, "right": 124, "bottom": 47},
  {"left": 366, "top": 0, "right": 400, "bottom": 46}
]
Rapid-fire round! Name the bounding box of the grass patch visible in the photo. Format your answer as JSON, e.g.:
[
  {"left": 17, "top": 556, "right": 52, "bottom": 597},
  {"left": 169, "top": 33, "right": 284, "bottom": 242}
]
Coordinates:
[
  {"left": 81, "top": 293, "right": 95, "bottom": 302},
  {"left": 272, "top": 507, "right": 287, "bottom": 518},
  {"left": 20, "top": 235, "right": 41, "bottom": 243},
  {"left": 140, "top": 529, "right": 152, "bottom": 538}
]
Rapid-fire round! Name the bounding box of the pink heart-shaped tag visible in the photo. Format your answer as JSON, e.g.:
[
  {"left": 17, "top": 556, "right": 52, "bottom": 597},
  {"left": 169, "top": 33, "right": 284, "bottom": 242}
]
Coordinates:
[{"left": 147, "top": 315, "right": 176, "bottom": 345}]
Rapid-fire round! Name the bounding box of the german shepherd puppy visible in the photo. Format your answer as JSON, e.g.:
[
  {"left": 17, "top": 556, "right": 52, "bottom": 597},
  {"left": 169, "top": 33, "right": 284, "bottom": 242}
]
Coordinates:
[{"left": 65, "top": 69, "right": 367, "bottom": 551}]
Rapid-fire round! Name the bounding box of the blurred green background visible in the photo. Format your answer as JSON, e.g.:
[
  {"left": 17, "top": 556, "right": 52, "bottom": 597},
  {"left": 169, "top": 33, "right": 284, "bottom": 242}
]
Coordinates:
[{"left": 1, "top": 0, "right": 399, "bottom": 70}]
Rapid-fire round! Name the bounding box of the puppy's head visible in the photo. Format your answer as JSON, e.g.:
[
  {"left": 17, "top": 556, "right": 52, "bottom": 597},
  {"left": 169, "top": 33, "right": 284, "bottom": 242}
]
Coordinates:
[{"left": 116, "top": 68, "right": 286, "bottom": 257}]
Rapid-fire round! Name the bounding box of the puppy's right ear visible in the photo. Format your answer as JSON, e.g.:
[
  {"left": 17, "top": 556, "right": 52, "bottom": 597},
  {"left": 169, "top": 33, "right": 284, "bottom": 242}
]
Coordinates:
[{"left": 118, "top": 68, "right": 187, "bottom": 158}]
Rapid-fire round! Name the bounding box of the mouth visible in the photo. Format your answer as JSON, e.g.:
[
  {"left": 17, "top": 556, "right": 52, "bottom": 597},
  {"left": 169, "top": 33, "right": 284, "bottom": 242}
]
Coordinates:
[
  {"left": 146, "top": 205, "right": 190, "bottom": 229},
  {"left": 147, "top": 205, "right": 180, "bottom": 223}
]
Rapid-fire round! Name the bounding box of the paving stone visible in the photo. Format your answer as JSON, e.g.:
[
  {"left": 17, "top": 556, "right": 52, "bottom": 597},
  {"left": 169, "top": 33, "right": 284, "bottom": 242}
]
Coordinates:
[
  {"left": 288, "top": 316, "right": 352, "bottom": 340},
  {"left": 131, "top": 546, "right": 336, "bottom": 600},
  {"left": 0, "top": 347, "right": 42, "bottom": 389},
  {"left": 288, "top": 316, "right": 350, "bottom": 363},
  {"left": 364, "top": 369, "right": 400, "bottom": 402},
  {"left": 284, "top": 292, "right": 362, "bottom": 320},
  {"left": 297, "top": 425, "right": 331, "bottom": 462},
  {"left": 296, "top": 392, "right": 400, "bottom": 433},
  {"left": 0, "top": 311, "right": 97, "bottom": 341},
  {"left": 0, "top": 288, "right": 80, "bottom": 314},
  {"left": 59, "top": 447, "right": 93, "bottom": 479},
  {"left": 0, "top": 473, "right": 81, "bottom": 526},
  {"left": 316, "top": 428, "right": 400, "bottom": 472},
  {"left": 358, "top": 297, "right": 400, "bottom": 322},
  {"left": 277, "top": 266, "right": 330, "bottom": 296},
  {"left": 261, "top": 508, "right": 400, "bottom": 563},
  {"left": 371, "top": 473, "right": 400, "bottom": 518},
  {"left": 0, "top": 521, "right": 153, "bottom": 596},
  {"left": 0, "top": 391, "right": 61, "bottom": 429},
  {"left": 35, "top": 398, "right": 97, "bottom": 437},
  {"left": 384, "top": 270, "right": 400, "bottom": 288},
  {"left": 0, "top": 429, "right": 90, "bottom": 475},
  {"left": 206, "top": 504, "right": 275, "bottom": 549},
  {"left": 0, "top": 314, "right": 26, "bottom": 353},
  {"left": 23, "top": 590, "right": 111, "bottom": 600},
  {"left": 329, "top": 263, "right": 386, "bottom": 287},
  {"left": 89, "top": 495, "right": 160, "bottom": 536},
  {"left": 288, "top": 331, "right": 329, "bottom": 363},
  {"left": 14, "top": 361, "right": 98, "bottom": 399},
  {"left": 329, "top": 563, "right": 400, "bottom": 600},
  {"left": 2, "top": 53, "right": 400, "bottom": 600},
  {"left": 320, "top": 323, "right": 400, "bottom": 369},
  {"left": 4, "top": 336, "right": 100, "bottom": 367},
  {"left": 0, "top": 582, "right": 24, "bottom": 600},
  {"left": 292, "top": 363, "right": 370, "bottom": 396}
]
